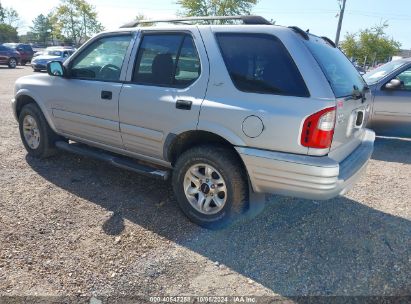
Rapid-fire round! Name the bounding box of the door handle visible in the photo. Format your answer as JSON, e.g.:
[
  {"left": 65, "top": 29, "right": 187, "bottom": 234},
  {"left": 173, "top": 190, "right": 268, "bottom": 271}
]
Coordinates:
[
  {"left": 101, "top": 90, "right": 112, "bottom": 100},
  {"left": 176, "top": 99, "right": 192, "bottom": 110}
]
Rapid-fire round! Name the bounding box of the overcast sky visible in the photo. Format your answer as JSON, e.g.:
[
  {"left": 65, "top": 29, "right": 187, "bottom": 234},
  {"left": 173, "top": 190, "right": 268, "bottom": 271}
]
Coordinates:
[{"left": 2, "top": 0, "right": 410, "bottom": 49}]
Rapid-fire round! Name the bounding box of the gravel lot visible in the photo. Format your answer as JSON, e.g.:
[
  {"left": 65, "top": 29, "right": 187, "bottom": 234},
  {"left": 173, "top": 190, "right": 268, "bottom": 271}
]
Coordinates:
[{"left": 0, "top": 66, "right": 410, "bottom": 301}]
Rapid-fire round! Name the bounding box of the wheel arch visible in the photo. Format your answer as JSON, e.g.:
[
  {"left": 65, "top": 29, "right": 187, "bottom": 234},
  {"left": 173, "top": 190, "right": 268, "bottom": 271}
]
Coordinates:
[
  {"left": 164, "top": 130, "right": 248, "bottom": 173},
  {"left": 14, "top": 91, "right": 59, "bottom": 134}
]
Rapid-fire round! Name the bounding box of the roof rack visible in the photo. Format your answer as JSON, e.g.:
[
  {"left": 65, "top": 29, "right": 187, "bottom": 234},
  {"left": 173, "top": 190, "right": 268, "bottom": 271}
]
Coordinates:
[
  {"left": 288, "top": 26, "right": 309, "bottom": 40},
  {"left": 120, "top": 15, "right": 272, "bottom": 28},
  {"left": 321, "top": 36, "right": 336, "bottom": 48}
]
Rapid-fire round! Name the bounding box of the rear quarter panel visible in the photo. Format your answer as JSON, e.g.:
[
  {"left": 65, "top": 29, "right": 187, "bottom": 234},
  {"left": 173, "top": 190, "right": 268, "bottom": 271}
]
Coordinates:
[{"left": 198, "top": 26, "right": 335, "bottom": 154}]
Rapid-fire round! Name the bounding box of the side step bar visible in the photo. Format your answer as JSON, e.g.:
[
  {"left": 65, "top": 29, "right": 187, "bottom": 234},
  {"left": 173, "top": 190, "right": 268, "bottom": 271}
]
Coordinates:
[{"left": 55, "top": 141, "right": 170, "bottom": 180}]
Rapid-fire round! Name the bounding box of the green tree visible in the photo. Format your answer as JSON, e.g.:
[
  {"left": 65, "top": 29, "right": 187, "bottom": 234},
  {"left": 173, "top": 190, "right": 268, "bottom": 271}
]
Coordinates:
[
  {"left": 52, "top": 0, "right": 103, "bottom": 46},
  {"left": 177, "top": 0, "right": 258, "bottom": 17},
  {"left": 0, "top": 2, "right": 6, "bottom": 23},
  {"left": 31, "top": 14, "right": 53, "bottom": 45},
  {"left": 340, "top": 22, "right": 401, "bottom": 66},
  {"left": 0, "top": 23, "right": 18, "bottom": 42},
  {"left": 135, "top": 13, "right": 153, "bottom": 27},
  {"left": 3, "top": 7, "right": 20, "bottom": 28}
]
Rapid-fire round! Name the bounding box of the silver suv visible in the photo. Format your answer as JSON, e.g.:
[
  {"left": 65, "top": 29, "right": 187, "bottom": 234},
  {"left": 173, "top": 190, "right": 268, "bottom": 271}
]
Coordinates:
[{"left": 12, "top": 16, "right": 375, "bottom": 228}]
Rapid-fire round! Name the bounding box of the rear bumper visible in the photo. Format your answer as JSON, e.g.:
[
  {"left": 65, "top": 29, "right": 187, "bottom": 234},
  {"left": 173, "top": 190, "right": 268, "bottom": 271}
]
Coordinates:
[{"left": 237, "top": 129, "right": 375, "bottom": 200}]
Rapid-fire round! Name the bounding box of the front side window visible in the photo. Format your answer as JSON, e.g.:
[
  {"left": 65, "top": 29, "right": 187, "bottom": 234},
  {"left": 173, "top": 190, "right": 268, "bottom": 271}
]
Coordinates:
[
  {"left": 396, "top": 68, "right": 411, "bottom": 91},
  {"left": 70, "top": 35, "right": 132, "bottom": 81},
  {"left": 216, "top": 33, "right": 309, "bottom": 97},
  {"left": 132, "top": 33, "right": 201, "bottom": 87}
]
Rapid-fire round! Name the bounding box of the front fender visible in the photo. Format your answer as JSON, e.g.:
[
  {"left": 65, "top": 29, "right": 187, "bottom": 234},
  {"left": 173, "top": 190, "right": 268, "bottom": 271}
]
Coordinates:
[{"left": 14, "top": 88, "right": 59, "bottom": 134}]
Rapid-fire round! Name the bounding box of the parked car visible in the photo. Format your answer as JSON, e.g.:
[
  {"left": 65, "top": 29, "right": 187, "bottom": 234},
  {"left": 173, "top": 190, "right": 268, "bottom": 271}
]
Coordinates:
[
  {"left": 364, "top": 58, "right": 411, "bottom": 137},
  {"left": 12, "top": 16, "right": 375, "bottom": 227},
  {"left": 31, "top": 47, "right": 75, "bottom": 71},
  {"left": 3, "top": 43, "right": 34, "bottom": 65},
  {"left": 0, "top": 44, "right": 21, "bottom": 68}
]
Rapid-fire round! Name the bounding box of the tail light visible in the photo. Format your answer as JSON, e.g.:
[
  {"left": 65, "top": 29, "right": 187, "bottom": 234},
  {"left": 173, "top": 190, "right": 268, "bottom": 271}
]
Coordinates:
[{"left": 301, "top": 107, "right": 336, "bottom": 149}]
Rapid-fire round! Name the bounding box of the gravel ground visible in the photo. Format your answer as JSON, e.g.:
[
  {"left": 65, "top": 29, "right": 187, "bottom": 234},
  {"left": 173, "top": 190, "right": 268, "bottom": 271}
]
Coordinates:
[{"left": 0, "top": 66, "right": 410, "bottom": 302}]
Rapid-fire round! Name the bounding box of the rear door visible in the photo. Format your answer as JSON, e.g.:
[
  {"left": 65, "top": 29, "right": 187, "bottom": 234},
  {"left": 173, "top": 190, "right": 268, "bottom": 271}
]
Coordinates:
[
  {"left": 118, "top": 28, "right": 209, "bottom": 160},
  {"left": 305, "top": 37, "right": 371, "bottom": 160}
]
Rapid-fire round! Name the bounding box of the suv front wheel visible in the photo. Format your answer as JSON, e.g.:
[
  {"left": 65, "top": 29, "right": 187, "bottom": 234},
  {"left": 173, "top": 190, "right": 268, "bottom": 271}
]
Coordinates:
[
  {"left": 18, "top": 103, "right": 59, "bottom": 158},
  {"left": 172, "top": 145, "right": 248, "bottom": 228}
]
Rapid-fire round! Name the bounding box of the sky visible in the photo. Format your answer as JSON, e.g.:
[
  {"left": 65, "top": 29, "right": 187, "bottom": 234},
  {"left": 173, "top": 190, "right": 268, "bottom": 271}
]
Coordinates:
[{"left": 2, "top": 0, "right": 411, "bottom": 49}]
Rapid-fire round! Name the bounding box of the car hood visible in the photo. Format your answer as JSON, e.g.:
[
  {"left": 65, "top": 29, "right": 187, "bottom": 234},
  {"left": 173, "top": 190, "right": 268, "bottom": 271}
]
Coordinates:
[{"left": 33, "top": 55, "right": 62, "bottom": 61}]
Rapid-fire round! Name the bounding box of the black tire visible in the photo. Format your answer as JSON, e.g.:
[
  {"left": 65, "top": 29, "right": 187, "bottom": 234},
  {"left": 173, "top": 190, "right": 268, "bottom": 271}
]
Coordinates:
[
  {"left": 18, "top": 103, "right": 59, "bottom": 158},
  {"left": 8, "top": 57, "right": 17, "bottom": 68},
  {"left": 33, "top": 68, "right": 40, "bottom": 72},
  {"left": 21, "top": 60, "right": 26, "bottom": 66},
  {"left": 172, "top": 145, "right": 248, "bottom": 229}
]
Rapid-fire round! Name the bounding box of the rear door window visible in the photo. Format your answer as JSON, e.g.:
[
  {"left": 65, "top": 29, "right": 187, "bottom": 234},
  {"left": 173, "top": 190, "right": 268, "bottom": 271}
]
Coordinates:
[
  {"left": 305, "top": 38, "right": 365, "bottom": 98},
  {"left": 132, "top": 33, "right": 201, "bottom": 87},
  {"left": 215, "top": 33, "right": 309, "bottom": 97}
]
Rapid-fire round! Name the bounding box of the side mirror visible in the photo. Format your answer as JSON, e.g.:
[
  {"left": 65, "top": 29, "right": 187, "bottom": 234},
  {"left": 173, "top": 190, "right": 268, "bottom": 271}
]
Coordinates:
[
  {"left": 385, "top": 78, "right": 401, "bottom": 90},
  {"left": 47, "top": 61, "right": 65, "bottom": 77}
]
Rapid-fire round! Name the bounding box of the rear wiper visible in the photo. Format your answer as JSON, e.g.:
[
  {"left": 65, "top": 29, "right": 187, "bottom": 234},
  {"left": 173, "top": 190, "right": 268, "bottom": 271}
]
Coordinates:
[{"left": 352, "top": 85, "right": 362, "bottom": 100}]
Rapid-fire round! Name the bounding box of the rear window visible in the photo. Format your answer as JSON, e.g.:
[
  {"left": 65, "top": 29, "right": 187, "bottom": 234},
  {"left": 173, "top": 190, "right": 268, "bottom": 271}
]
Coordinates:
[
  {"left": 305, "top": 38, "right": 365, "bottom": 98},
  {"left": 216, "top": 33, "right": 309, "bottom": 97}
]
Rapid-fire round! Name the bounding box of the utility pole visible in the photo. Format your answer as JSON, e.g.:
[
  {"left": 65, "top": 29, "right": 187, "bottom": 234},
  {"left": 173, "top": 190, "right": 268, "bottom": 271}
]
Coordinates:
[{"left": 335, "top": 0, "right": 347, "bottom": 46}]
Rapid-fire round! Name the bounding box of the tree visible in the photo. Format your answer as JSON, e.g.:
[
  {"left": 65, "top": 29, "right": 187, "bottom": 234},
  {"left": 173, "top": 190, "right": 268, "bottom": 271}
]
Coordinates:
[
  {"left": 135, "top": 13, "right": 153, "bottom": 27},
  {"left": 3, "top": 7, "right": 21, "bottom": 28},
  {"left": 177, "top": 0, "right": 258, "bottom": 17},
  {"left": 31, "top": 14, "right": 53, "bottom": 45},
  {"left": 52, "top": 0, "right": 103, "bottom": 46},
  {"left": 0, "top": 23, "right": 18, "bottom": 42},
  {"left": 335, "top": 0, "right": 347, "bottom": 46},
  {"left": 340, "top": 22, "right": 401, "bottom": 66},
  {"left": 0, "top": 2, "right": 6, "bottom": 23}
]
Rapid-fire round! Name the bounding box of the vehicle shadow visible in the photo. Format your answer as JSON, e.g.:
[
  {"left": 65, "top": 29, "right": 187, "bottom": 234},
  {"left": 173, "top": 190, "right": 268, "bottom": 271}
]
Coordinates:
[
  {"left": 372, "top": 136, "right": 411, "bottom": 165},
  {"left": 0, "top": 66, "right": 24, "bottom": 70},
  {"left": 26, "top": 150, "right": 411, "bottom": 297}
]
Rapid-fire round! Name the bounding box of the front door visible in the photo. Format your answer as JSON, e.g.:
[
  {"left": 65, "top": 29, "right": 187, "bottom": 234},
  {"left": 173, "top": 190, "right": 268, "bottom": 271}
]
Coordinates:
[
  {"left": 373, "top": 66, "right": 411, "bottom": 136},
  {"left": 50, "top": 33, "right": 134, "bottom": 147},
  {"left": 119, "top": 29, "right": 209, "bottom": 160}
]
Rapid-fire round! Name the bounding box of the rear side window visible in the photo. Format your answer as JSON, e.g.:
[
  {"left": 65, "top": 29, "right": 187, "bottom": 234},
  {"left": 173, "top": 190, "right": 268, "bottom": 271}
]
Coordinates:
[
  {"left": 132, "top": 33, "right": 201, "bottom": 87},
  {"left": 216, "top": 33, "right": 309, "bottom": 97},
  {"left": 305, "top": 39, "right": 365, "bottom": 98}
]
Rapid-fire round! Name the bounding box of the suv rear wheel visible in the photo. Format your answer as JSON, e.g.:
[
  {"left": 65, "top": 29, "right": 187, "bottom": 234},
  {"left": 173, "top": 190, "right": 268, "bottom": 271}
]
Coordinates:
[
  {"left": 8, "top": 58, "right": 17, "bottom": 68},
  {"left": 172, "top": 145, "right": 248, "bottom": 228},
  {"left": 18, "top": 103, "right": 59, "bottom": 158}
]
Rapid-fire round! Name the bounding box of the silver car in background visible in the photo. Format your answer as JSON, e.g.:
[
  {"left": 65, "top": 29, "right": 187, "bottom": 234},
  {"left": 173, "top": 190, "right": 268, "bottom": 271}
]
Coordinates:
[
  {"left": 365, "top": 58, "right": 411, "bottom": 137},
  {"left": 31, "top": 47, "right": 75, "bottom": 72}
]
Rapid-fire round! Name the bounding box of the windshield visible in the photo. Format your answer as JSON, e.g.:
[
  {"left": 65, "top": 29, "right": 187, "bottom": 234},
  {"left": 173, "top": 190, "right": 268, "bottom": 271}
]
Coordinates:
[
  {"left": 47, "top": 50, "right": 63, "bottom": 56},
  {"left": 363, "top": 61, "right": 407, "bottom": 84},
  {"left": 305, "top": 38, "right": 365, "bottom": 98}
]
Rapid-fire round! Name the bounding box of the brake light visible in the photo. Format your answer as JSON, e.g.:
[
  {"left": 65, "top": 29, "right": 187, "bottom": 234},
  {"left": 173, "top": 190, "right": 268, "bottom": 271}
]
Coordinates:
[{"left": 301, "top": 107, "right": 336, "bottom": 149}]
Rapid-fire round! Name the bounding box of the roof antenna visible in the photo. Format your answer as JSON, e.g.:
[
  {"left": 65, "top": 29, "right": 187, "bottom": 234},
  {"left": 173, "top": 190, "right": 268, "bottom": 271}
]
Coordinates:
[{"left": 306, "top": 29, "right": 310, "bottom": 33}]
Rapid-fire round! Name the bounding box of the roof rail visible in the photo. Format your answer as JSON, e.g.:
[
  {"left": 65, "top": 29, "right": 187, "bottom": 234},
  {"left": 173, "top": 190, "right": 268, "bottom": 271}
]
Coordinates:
[
  {"left": 288, "top": 26, "right": 309, "bottom": 40},
  {"left": 321, "top": 36, "right": 336, "bottom": 48},
  {"left": 120, "top": 15, "right": 272, "bottom": 28}
]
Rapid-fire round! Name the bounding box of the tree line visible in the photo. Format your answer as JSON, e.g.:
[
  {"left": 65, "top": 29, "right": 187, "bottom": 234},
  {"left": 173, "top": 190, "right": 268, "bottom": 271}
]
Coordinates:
[
  {"left": 0, "top": 0, "right": 403, "bottom": 64},
  {"left": 0, "top": 0, "right": 103, "bottom": 46}
]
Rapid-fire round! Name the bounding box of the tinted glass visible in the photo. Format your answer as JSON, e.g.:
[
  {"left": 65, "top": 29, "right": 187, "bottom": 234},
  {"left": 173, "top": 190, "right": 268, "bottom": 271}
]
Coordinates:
[
  {"left": 306, "top": 38, "right": 365, "bottom": 98},
  {"left": 133, "top": 34, "right": 201, "bottom": 87},
  {"left": 216, "top": 33, "right": 309, "bottom": 97},
  {"left": 71, "top": 35, "right": 132, "bottom": 81}
]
